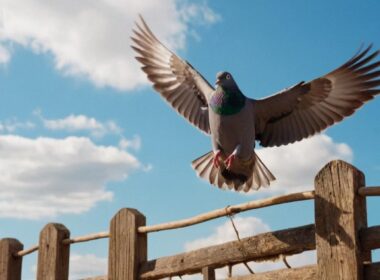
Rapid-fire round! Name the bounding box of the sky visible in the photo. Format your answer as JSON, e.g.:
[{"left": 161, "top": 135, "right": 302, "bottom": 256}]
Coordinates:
[{"left": 0, "top": 0, "right": 379, "bottom": 279}]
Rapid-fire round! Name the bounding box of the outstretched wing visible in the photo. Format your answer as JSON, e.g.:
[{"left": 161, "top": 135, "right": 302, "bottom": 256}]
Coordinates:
[
  {"left": 131, "top": 16, "right": 214, "bottom": 134},
  {"left": 254, "top": 45, "right": 380, "bottom": 147}
]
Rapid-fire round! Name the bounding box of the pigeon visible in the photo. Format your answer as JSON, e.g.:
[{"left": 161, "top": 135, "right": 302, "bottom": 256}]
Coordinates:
[{"left": 131, "top": 16, "right": 380, "bottom": 192}]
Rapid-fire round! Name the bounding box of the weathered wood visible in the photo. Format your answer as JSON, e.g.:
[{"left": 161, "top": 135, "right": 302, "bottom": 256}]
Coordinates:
[
  {"left": 94, "top": 222, "right": 380, "bottom": 279},
  {"left": 138, "top": 191, "right": 315, "bottom": 233},
  {"left": 139, "top": 224, "right": 315, "bottom": 279},
  {"left": 228, "top": 265, "right": 317, "bottom": 280},
  {"left": 361, "top": 226, "right": 380, "bottom": 251},
  {"left": 88, "top": 260, "right": 380, "bottom": 280},
  {"left": 36, "top": 223, "right": 70, "bottom": 280},
  {"left": 364, "top": 262, "right": 380, "bottom": 280},
  {"left": 108, "top": 208, "right": 147, "bottom": 280},
  {"left": 228, "top": 262, "right": 380, "bottom": 280},
  {"left": 314, "top": 160, "right": 370, "bottom": 280},
  {"left": 0, "top": 238, "right": 23, "bottom": 280},
  {"left": 202, "top": 266, "right": 215, "bottom": 280}
]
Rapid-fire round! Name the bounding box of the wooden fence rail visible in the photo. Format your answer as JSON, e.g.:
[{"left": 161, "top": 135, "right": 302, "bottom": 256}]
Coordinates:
[{"left": 0, "top": 160, "right": 380, "bottom": 280}]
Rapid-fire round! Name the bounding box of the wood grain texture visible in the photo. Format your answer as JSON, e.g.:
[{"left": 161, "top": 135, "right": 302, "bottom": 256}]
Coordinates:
[
  {"left": 0, "top": 238, "right": 23, "bottom": 280},
  {"left": 314, "top": 160, "right": 370, "bottom": 280},
  {"left": 228, "top": 265, "right": 317, "bottom": 280},
  {"left": 80, "top": 261, "right": 380, "bottom": 280},
  {"left": 202, "top": 266, "right": 215, "bottom": 280},
  {"left": 139, "top": 224, "right": 315, "bottom": 279},
  {"left": 36, "top": 223, "right": 70, "bottom": 280},
  {"left": 226, "top": 262, "right": 380, "bottom": 280},
  {"left": 108, "top": 208, "right": 147, "bottom": 280}
]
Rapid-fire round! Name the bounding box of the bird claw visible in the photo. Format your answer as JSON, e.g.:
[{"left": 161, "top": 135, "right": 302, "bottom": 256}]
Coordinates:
[
  {"left": 213, "top": 150, "right": 222, "bottom": 168},
  {"left": 225, "top": 154, "right": 236, "bottom": 169}
]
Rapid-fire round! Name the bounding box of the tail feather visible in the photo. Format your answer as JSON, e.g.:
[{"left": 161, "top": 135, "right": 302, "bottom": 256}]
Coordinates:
[
  {"left": 199, "top": 158, "right": 212, "bottom": 178},
  {"left": 209, "top": 166, "right": 218, "bottom": 184},
  {"left": 191, "top": 151, "right": 276, "bottom": 192},
  {"left": 252, "top": 162, "right": 261, "bottom": 188},
  {"left": 244, "top": 175, "right": 253, "bottom": 192},
  {"left": 216, "top": 171, "right": 224, "bottom": 188},
  {"left": 255, "top": 157, "right": 267, "bottom": 187}
]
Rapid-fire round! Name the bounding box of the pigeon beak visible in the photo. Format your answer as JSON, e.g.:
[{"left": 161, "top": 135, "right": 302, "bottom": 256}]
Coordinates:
[{"left": 215, "top": 79, "right": 221, "bottom": 86}]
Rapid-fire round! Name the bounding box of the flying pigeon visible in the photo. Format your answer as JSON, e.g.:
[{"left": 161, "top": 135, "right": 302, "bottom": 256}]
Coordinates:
[{"left": 131, "top": 16, "right": 380, "bottom": 192}]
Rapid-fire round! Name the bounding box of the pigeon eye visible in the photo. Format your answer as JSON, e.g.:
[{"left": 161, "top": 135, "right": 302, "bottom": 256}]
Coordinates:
[{"left": 226, "top": 74, "right": 231, "bottom": 80}]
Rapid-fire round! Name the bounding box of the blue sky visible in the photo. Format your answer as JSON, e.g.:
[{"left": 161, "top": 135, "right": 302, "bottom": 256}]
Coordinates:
[{"left": 0, "top": 0, "right": 379, "bottom": 278}]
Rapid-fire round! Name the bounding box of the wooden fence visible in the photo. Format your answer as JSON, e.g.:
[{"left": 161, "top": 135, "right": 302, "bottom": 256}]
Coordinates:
[{"left": 1, "top": 160, "right": 380, "bottom": 280}]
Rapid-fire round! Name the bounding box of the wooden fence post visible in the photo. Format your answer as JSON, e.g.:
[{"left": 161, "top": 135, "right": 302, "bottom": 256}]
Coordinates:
[
  {"left": 0, "top": 238, "right": 23, "bottom": 280},
  {"left": 36, "top": 223, "right": 70, "bottom": 280},
  {"left": 314, "top": 160, "right": 371, "bottom": 280},
  {"left": 108, "top": 208, "right": 147, "bottom": 280}
]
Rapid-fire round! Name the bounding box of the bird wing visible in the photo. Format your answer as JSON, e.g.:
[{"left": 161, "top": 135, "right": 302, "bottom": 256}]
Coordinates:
[
  {"left": 253, "top": 45, "right": 380, "bottom": 147},
  {"left": 131, "top": 16, "right": 214, "bottom": 134}
]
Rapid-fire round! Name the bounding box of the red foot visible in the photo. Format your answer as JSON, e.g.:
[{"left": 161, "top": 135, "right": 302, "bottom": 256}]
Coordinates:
[
  {"left": 225, "top": 154, "right": 236, "bottom": 169},
  {"left": 213, "top": 150, "right": 222, "bottom": 168}
]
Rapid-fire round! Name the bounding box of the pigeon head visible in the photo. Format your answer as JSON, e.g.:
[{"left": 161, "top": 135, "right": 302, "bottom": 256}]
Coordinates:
[{"left": 215, "top": 71, "right": 236, "bottom": 89}]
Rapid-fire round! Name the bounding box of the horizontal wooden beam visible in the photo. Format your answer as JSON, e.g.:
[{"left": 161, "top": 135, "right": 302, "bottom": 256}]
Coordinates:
[
  {"left": 358, "top": 186, "right": 380, "bottom": 196},
  {"left": 62, "top": 231, "right": 109, "bottom": 245},
  {"left": 83, "top": 225, "right": 380, "bottom": 280},
  {"left": 84, "top": 262, "right": 380, "bottom": 280},
  {"left": 14, "top": 244, "right": 38, "bottom": 257},
  {"left": 361, "top": 226, "right": 380, "bottom": 251},
  {"left": 138, "top": 224, "right": 379, "bottom": 279},
  {"left": 139, "top": 224, "right": 316, "bottom": 279},
  {"left": 228, "top": 265, "right": 316, "bottom": 280},
  {"left": 138, "top": 191, "right": 315, "bottom": 233},
  {"left": 227, "top": 262, "right": 380, "bottom": 280}
]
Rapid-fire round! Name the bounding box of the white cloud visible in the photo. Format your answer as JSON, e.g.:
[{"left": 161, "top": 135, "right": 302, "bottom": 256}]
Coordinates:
[
  {"left": 256, "top": 134, "right": 353, "bottom": 195},
  {"left": 184, "top": 217, "right": 316, "bottom": 279},
  {"left": 0, "top": 135, "right": 141, "bottom": 219},
  {"left": 69, "top": 253, "right": 107, "bottom": 280},
  {"left": 0, "top": 0, "right": 219, "bottom": 90},
  {"left": 31, "top": 253, "right": 107, "bottom": 280},
  {"left": 0, "top": 43, "right": 10, "bottom": 64},
  {"left": 119, "top": 135, "right": 141, "bottom": 151},
  {"left": 179, "top": 2, "right": 221, "bottom": 25},
  {"left": 0, "top": 118, "right": 35, "bottom": 133},
  {"left": 37, "top": 112, "right": 122, "bottom": 138}
]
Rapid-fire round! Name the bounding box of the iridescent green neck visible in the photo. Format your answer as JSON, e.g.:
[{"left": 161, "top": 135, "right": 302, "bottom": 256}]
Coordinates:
[{"left": 210, "top": 86, "right": 246, "bottom": 116}]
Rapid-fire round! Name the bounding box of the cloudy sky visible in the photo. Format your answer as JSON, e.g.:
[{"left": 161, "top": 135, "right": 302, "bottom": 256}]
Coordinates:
[{"left": 0, "top": 0, "right": 379, "bottom": 278}]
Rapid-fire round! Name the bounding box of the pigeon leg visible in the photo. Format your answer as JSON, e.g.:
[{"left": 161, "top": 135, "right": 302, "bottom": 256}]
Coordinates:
[
  {"left": 225, "top": 145, "right": 241, "bottom": 169},
  {"left": 213, "top": 150, "right": 222, "bottom": 168}
]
